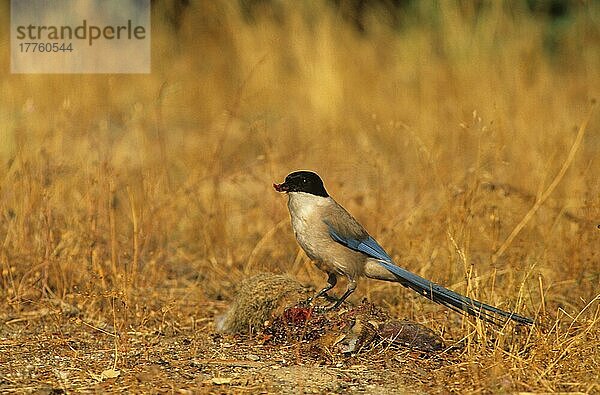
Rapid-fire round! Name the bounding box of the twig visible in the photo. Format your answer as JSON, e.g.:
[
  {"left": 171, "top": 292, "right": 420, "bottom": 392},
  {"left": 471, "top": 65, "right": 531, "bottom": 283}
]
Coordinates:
[
  {"left": 192, "top": 359, "right": 265, "bottom": 368},
  {"left": 112, "top": 296, "right": 119, "bottom": 371}
]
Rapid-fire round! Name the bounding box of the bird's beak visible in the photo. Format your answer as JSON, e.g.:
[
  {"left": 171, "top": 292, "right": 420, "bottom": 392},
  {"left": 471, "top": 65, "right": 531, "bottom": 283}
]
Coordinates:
[{"left": 273, "top": 182, "right": 288, "bottom": 192}]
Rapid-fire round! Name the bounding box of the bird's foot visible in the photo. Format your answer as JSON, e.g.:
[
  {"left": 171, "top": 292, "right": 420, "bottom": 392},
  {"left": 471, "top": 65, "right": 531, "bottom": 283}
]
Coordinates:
[
  {"left": 303, "top": 295, "right": 334, "bottom": 313},
  {"left": 312, "top": 304, "right": 335, "bottom": 313},
  {"left": 305, "top": 293, "right": 337, "bottom": 306},
  {"left": 312, "top": 299, "right": 349, "bottom": 313},
  {"left": 298, "top": 298, "right": 312, "bottom": 307}
]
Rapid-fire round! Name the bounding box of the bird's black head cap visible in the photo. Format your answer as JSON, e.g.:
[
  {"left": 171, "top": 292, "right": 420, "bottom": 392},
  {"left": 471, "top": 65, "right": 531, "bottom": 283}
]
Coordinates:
[{"left": 273, "top": 171, "right": 329, "bottom": 197}]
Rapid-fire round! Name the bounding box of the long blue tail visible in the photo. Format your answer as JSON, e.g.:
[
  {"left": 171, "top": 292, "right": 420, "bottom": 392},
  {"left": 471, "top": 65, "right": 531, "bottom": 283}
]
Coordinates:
[{"left": 378, "top": 261, "right": 533, "bottom": 325}]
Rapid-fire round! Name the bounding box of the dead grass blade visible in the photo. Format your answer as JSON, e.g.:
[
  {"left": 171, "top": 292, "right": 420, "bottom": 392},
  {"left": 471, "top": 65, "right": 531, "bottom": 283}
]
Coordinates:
[{"left": 492, "top": 102, "right": 597, "bottom": 263}]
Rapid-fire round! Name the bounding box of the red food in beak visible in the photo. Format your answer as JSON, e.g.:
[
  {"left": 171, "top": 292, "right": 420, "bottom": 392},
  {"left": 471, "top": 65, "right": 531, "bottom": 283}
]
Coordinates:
[{"left": 273, "top": 182, "right": 287, "bottom": 192}]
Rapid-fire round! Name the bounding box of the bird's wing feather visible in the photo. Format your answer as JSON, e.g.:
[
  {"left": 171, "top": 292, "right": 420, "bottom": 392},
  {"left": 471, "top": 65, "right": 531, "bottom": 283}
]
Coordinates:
[
  {"left": 321, "top": 201, "right": 393, "bottom": 263},
  {"left": 324, "top": 220, "right": 533, "bottom": 326},
  {"left": 327, "top": 225, "right": 392, "bottom": 263}
]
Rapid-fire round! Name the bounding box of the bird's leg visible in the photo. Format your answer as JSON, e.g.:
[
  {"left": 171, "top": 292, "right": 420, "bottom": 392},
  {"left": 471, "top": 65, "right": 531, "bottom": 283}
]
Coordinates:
[
  {"left": 308, "top": 273, "right": 337, "bottom": 304},
  {"left": 315, "top": 279, "right": 357, "bottom": 312},
  {"left": 329, "top": 279, "right": 357, "bottom": 310}
]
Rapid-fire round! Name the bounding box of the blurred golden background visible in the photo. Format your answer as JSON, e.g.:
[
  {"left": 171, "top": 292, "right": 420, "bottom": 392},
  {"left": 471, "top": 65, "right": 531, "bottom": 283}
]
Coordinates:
[{"left": 0, "top": 1, "right": 598, "bottom": 392}]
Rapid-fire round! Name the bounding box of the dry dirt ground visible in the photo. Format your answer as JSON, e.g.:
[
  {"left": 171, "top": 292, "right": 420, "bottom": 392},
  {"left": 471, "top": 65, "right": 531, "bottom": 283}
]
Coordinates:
[
  {"left": 0, "top": 289, "right": 449, "bottom": 394},
  {"left": 0, "top": 290, "right": 509, "bottom": 394},
  {"left": 1, "top": 271, "right": 598, "bottom": 394}
]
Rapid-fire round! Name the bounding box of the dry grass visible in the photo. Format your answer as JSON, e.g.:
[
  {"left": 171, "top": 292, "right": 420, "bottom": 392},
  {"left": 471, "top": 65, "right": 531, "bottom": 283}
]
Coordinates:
[{"left": 1, "top": 1, "right": 599, "bottom": 393}]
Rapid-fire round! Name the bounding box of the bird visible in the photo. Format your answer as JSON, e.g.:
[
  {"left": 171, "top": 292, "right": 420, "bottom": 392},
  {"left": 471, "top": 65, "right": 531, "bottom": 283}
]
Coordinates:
[{"left": 273, "top": 170, "right": 533, "bottom": 325}]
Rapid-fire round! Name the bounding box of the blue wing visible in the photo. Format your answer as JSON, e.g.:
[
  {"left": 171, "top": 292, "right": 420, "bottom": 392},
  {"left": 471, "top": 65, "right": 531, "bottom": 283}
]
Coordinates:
[{"left": 326, "top": 223, "right": 393, "bottom": 263}]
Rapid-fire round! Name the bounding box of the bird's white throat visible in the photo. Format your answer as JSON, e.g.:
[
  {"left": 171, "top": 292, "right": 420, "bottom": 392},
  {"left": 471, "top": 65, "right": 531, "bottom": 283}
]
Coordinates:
[{"left": 287, "top": 191, "right": 331, "bottom": 220}]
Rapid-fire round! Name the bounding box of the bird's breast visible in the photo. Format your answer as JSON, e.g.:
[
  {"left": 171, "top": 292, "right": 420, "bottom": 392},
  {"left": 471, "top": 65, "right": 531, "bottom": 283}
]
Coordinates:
[
  {"left": 289, "top": 200, "right": 324, "bottom": 261},
  {"left": 287, "top": 193, "right": 365, "bottom": 278}
]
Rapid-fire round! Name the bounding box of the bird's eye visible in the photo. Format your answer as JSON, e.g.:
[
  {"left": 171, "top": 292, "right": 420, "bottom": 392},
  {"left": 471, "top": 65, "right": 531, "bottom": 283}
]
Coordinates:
[{"left": 302, "top": 178, "right": 307, "bottom": 183}]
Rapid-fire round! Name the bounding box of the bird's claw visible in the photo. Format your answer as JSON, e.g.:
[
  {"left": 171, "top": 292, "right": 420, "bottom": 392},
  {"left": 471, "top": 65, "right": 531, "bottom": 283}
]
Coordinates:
[
  {"left": 302, "top": 297, "right": 333, "bottom": 313},
  {"left": 298, "top": 298, "right": 313, "bottom": 307},
  {"left": 311, "top": 304, "right": 333, "bottom": 313}
]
